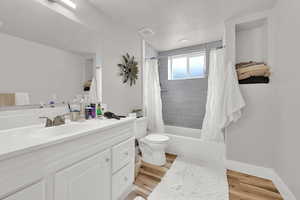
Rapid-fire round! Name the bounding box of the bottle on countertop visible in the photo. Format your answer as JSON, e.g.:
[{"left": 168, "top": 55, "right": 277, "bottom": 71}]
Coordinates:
[
  {"left": 96, "top": 103, "right": 102, "bottom": 117},
  {"left": 90, "top": 103, "right": 96, "bottom": 119},
  {"left": 79, "top": 98, "right": 86, "bottom": 120},
  {"left": 101, "top": 104, "right": 108, "bottom": 114},
  {"left": 85, "top": 106, "right": 92, "bottom": 120},
  {"left": 49, "top": 94, "right": 57, "bottom": 108}
]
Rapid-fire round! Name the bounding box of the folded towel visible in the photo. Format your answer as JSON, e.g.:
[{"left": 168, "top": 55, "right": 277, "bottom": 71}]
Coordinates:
[
  {"left": 237, "top": 64, "right": 270, "bottom": 74},
  {"left": 239, "top": 76, "right": 270, "bottom": 84},
  {"left": 15, "top": 92, "right": 30, "bottom": 105},
  {"left": 236, "top": 61, "right": 265, "bottom": 69},
  {"left": 0, "top": 93, "right": 15, "bottom": 107},
  {"left": 238, "top": 68, "right": 271, "bottom": 80},
  {"left": 134, "top": 197, "right": 146, "bottom": 200},
  {"left": 84, "top": 80, "right": 92, "bottom": 87}
]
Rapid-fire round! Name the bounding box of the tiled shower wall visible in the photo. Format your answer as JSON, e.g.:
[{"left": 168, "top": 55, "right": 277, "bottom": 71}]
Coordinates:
[{"left": 158, "top": 41, "right": 222, "bottom": 129}]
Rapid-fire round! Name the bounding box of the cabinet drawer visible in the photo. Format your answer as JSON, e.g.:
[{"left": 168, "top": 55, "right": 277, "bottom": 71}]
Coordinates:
[
  {"left": 112, "top": 164, "right": 134, "bottom": 200},
  {"left": 112, "top": 138, "right": 134, "bottom": 173}
]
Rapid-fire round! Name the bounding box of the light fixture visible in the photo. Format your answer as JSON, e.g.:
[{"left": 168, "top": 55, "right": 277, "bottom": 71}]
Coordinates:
[
  {"left": 138, "top": 28, "right": 155, "bottom": 37},
  {"left": 60, "top": 0, "right": 77, "bottom": 9},
  {"left": 179, "top": 39, "right": 189, "bottom": 43},
  {"left": 48, "top": 0, "right": 77, "bottom": 10}
]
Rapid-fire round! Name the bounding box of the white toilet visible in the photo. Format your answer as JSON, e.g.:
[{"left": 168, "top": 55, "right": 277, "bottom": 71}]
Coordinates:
[
  {"left": 134, "top": 117, "right": 170, "bottom": 166},
  {"left": 139, "top": 134, "right": 170, "bottom": 166}
]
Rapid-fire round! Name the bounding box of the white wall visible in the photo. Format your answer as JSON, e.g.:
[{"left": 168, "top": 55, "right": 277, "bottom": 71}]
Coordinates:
[
  {"left": 225, "top": 11, "right": 279, "bottom": 169},
  {"left": 236, "top": 21, "right": 268, "bottom": 63},
  {"left": 273, "top": 0, "right": 300, "bottom": 198},
  {"left": 226, "top": 84, "right": 279, "bottom": 168},
  {"left": 226, "top": 5, "right": 300, "bottom": 198},
  {"left": 0, "top": 32, "right": 85, "bottom": 105},
  {"left": 65, "top": 0, "right": 143, "bottom": 115},
  {"left": 38, "top": 0, "right": 143, "bottom": 115},
  {"left": 101, "top": 32, "right": 142, "bottom": 115},
  {"left": 84, "top": 58, "right": 94, "bottom": 82},
  {"left": 37, "top": 0, "right": 144, "bottom": 115}
]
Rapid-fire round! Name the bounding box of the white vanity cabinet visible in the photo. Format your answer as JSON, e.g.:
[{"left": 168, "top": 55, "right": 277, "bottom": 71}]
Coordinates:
[
  {"left": 112, "top": 163, "right": 134, "bottom": 200},
  {"left": 55, "top": 149, "right": 111, "bottom": 200},
  {"left": 4, "top": 182, "right": 45, "bottom": 200},
  {"left": 112, "top": 138, "right": 135, "bottom": 200},
  {"left": 0, "top": 119, "right": 135, "bottom": 200}
]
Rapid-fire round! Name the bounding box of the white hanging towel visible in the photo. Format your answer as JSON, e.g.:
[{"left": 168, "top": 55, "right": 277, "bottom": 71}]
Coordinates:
[
  {"left": 15, "top": 92, "right": 30, "bottom": 106},
  {"left": 202, "top": 49, "right": 245, "bottom": 143},
  {"left": 223, "top": 62, "right": 246, "bottom": 128}
]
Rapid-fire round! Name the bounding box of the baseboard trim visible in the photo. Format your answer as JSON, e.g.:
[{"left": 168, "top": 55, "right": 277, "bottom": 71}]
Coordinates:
[
  {"left": 226, "top": 160, "right": 296, "bottom": 200},
  {"left": 225, "top": 160, "right": 274, "bottom": 180},
  {"left": 270, "top": 169, "right": 297, "bottom": 200}
]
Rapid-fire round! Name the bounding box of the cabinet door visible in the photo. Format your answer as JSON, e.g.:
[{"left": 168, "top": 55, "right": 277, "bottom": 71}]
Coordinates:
[
  {"left": 112, "top": 163, "right": 134, "bottom": 200},
  {"left": 4, "top": 182, "right": 45, "bottom": 200},
  {"left": 55, "top": 150, "right": 111, "bottom": 200}
]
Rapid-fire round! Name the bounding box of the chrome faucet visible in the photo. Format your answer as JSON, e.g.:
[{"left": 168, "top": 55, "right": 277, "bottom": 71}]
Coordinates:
[
  {"left": 39, "top": 117, "right": 54, "bottom": 127},
  {"left": 53, "top": 115, "right": 66, "bottom": 126},
  {"left": 40, "top": 115, "right": 66, "bottom": 127}
]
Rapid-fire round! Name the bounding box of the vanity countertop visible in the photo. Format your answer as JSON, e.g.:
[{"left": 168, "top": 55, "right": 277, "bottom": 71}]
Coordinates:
[{"left": 0, "top": 117, "right": 136, "bottom": 161}]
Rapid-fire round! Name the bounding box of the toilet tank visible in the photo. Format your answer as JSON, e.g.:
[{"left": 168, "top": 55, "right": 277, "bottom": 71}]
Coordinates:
[{"left": 134, "top": 117, "right": 147, "bottom": 139}]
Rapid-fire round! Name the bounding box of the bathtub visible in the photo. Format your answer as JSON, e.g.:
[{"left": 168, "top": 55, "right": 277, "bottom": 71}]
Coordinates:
[
  {"left": 136, "top": 118, "right": 225, "bottom": 164},
  {"left": 163, "top": 125, "right": 226, "bottom": 164},
  {"left": 164, "top": 125, "right": 202, "bottom": 138}
]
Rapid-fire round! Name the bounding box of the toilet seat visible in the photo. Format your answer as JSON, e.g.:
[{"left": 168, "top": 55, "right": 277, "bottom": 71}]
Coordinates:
[{"left": 145, "top": 134, "right": 170, "bottom": 144}]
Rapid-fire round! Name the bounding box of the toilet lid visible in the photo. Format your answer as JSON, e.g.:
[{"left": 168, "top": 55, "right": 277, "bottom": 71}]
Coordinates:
[{"left": 145, "top": 134, "right": 170, "bottom": 143}]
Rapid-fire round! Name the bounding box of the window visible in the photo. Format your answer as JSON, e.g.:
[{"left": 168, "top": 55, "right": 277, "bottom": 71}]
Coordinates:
[{"left": 168, "top": 52, "right": 206, "bottom": 80}]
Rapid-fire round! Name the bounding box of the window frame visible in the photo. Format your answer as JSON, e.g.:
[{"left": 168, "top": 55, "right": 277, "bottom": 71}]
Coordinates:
[{"left": 168, "top": 51, "right": 206, "bottom": 80}]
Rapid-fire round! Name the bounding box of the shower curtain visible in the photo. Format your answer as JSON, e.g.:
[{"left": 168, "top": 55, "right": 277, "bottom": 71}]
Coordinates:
[
  {"left": 202, "top": 49, "right": 245, "bottom": 143},
  {"left": 144, "top": 59, "right": 165, "bottom": 133}
]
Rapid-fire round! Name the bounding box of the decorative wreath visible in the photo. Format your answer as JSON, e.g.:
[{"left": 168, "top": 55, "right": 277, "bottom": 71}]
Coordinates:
[{"left": 118, "top": 53, "right": 139, "bottom": 86}]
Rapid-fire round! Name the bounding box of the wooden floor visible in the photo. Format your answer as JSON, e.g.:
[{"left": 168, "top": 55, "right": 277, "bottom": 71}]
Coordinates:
[{"left": 126, "top": 154, "right": 284, "bottom": 200}]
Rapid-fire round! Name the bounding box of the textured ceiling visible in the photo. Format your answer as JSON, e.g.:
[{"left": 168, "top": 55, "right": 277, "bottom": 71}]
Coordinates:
[{"left": 89, "top": 0, "right": 277, "bottom": 51}]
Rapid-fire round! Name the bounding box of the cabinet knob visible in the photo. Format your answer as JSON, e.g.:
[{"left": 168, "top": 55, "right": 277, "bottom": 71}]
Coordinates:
[
  {"left": 124, "top": 177, "right": 128, "bottom": 182},
  {"left": 105, "top": 158, "right": 110, "bottom": 162},
  {"left": 124, "top": 151, "right": 129, "bottom": 156}
]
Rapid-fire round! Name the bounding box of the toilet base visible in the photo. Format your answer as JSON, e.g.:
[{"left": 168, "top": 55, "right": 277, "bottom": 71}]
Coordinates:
[{"left": 142, "top": 151, "right": 166, "bottom": 166}]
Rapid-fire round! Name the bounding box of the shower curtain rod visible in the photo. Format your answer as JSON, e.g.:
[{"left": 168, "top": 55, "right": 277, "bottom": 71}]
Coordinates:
[
  {"left": 216, "top": 45, "right": 226, "bottom": 50},
  {"left": 145, "top": 57, "right": 160, "bottom": 60}
]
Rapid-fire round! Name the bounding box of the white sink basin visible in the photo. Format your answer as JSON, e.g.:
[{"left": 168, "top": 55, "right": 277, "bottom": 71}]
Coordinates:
[
  {"left": 29, "top": 119, "right": 118, "bottom": 138},
  {"left": 29, "top": 124, "right": 82, "bottom": 138}
]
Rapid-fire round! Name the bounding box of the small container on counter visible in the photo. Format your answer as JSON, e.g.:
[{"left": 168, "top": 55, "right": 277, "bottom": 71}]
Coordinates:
[
  {"left": 70, "top": 111, "right": 80, "bottom": 121},
  {"left": 85, "top": 106, "right": 92, "bottom": 120},
  {"left": 90, "top": 104, "right": 96, "bottom": 118}
]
